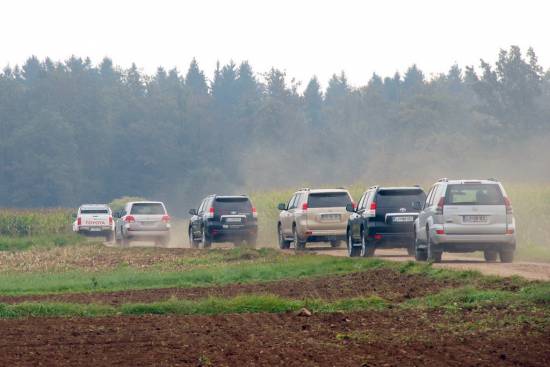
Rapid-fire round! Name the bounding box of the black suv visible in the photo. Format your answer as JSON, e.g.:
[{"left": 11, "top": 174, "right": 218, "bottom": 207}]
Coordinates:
[
  {"left": 188, "top": 195, "right": 258, "bottom": 248},
  {"left": 346, "top": 186, "right": 426, "bottom": 257}
]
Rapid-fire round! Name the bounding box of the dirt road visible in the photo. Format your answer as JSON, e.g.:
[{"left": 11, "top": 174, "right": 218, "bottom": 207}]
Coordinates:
[{"left": 311, "top": 246, "right": 550, "bottom": 281}]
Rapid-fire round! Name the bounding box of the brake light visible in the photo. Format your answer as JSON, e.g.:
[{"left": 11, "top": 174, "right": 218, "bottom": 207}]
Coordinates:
[
  {"left": 374, "top": 234, "right": 382, "bottom": 240},
  {"left": 436, "top": 197, "right": 445, "bottom": 215},
  {"left": 77, "top": 217, "right": 81, "bottom": 226},
  {"left": 436, "top": 229, "right": 445, "bottom": 235},
  {"left": 205, "top": 206, "right": 215, "bottom": 219},
  {"left": 370, "top": 202, "right": 377, "bottom": 210},
  {"left": 108, "top": 216, "right": 113, "bottom": 225},
  {"left": 506, "top": 229, "right": 514, "bottom": 234},
  {"left": 504, "top": 197, "right": 513, "bottom": 214},
  {"left": 252, "top": 207, "right": 258, "bottom": 218},
  {"left": 352, "top": 202, "right": 357, "bottom": 210},
  {"left": 302, "top": 203, "right": 308, "bottom": 210},
  {"left": 161, "top": 215, "right": 171, "bottom": 223},
  {"left": 125, "top": 215, "right": 135, "bottom": 223}
]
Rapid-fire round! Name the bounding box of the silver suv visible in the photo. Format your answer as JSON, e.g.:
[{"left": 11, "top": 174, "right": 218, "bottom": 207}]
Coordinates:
[
  {"left": 277, "top": 188, "right": 353, "bottom": 250},
  {"left": 414, "top": 179, "right": 516, "bottom": 263},
  {"left": 114, "top": 201, "right": 171, "bottom": 246}
]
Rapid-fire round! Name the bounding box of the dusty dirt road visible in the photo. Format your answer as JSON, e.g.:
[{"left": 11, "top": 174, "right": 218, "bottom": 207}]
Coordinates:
[{"left": 311, "top": 246, "right": 550, "bottom": 281}]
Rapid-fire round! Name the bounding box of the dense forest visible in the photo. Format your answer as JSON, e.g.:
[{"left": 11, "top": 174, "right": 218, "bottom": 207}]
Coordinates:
[{"left": 1, "top": 46, "right": 549, "bottom": 211}]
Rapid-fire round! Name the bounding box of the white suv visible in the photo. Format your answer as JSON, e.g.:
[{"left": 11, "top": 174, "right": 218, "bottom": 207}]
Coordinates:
[
  {"left": 114, "top": 201, "right": 171, "bottom": 246},
  {"left": 73, "top": 204, "right": 114, "bottom": 241},
  {"left": 414, "top": 179, "right": 516, "bottom": 263}
]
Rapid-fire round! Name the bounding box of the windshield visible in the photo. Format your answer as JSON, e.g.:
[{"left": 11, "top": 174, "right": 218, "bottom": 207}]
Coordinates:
[
  {"left": 214, "top": 197, "right": 252, "bottom": 214},
  {"left": 376, "top": 189, "right": 426, "bottom": 208},
  {"left": 445, "top": 184, "right": 504, "bottom": 205},
  {"left": 80, "top": 209, "right": 109, "bottom": 214},
  {"left": 307, "top": 192, "right": 352, "bottom": 208},
  {"left": 130, "top": 203, "right": 166, "bottom": 215}
]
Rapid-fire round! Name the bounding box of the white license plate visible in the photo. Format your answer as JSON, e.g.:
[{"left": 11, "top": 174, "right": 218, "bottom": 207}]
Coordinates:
[
  {"left": 393, "top": 216, "right": 414, "bottom": 223},
  {"left": 90, "top": 228, "right": 101, "bottom": 232},
  {"left": 463, "top": 215, "right": 489, "bottom": 223},
  {"left": 226, "top": 217, "right": 242, "bottom": 223},
  {"left": 140, "top": 221, "right": 155, "bottom": 226}
]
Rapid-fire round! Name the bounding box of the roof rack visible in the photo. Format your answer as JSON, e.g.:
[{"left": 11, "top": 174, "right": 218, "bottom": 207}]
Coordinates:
[
  {"left": 368, "top": 185, "right": 379, "bottom": 190},
  {"left": 413, "top": 184, "right": 421, "bottom": 187},
  {"left": 487, "top": 178, "right": 498, "bottom": 182},
  {"left": 298, "top": 187, "right": 310, "bottom": 191},
  {"left": 437, "top": 178, "right": 448, "bottom": 182}
]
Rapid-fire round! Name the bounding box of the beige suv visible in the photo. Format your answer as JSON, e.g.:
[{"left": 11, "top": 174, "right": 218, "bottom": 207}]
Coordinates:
[{"left": 277, "top": 188, "right": 353, "bottom": 250}]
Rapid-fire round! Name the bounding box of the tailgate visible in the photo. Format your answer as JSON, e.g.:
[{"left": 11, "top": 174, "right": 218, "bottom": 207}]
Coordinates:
[
  {"left": 81, "top": 214, "right": 110, "bottom": 227},
  {"left": 306, "top": 208, "right": 349, "bottom": 231},
  {"left": 444, "top": 205, "right": 507, "bottom": 235}
]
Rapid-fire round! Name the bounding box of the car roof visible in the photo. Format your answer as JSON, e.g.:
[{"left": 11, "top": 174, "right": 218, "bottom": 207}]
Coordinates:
[
  {"left": 297, "top": 188, "right": 350, "bottom": 194},
  {"left": 127, "top": 201, "right": 165, "bottom": 205},
  {"left": 213, "top": 195, "right": 249, "bottom": 199},
  {"left": 377, "top": 186, "right": 425, "bottom": 192},
  {"left": 80, "top": 204, "right": 109, "bottom": 209},
  {"left": 441, "top": 179, "right": 500, "bottom": 185}
]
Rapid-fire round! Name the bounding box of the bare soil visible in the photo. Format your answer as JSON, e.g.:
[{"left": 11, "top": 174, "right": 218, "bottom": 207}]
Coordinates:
[
  {"left": 1, "top": 308, "right": 548, "bottom": 367},
  {"left": 0, "top": 268, "right": 458, "bottom": 305}
]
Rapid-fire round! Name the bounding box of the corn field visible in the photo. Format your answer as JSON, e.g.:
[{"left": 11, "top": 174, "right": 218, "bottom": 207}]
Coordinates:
[{"left": 0, "top": 209, "right": 73, "bottom": 236}]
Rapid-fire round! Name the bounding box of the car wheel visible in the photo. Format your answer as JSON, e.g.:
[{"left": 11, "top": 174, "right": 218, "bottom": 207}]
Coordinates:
[
  {"left": 347, "top": 230, "right": 361, "bottom": 257},
  {"left": 414, "top": 233, "right": 428, "bottom": 261},
  {"left": 278, "top": 225, "right": 291, "bottom": 249},
  {"left": 360, "top": 230, "right": 375, "bottom": 257},
  {"left": 115, "top": 228, "right": 121, "bottom": 245},
  {"left": 105, "top": 231, "right": 114, "bottom": 243},
  {"left": 484, "top": 250, "right": 498, "bottom": 262},
  {"left": 120, "top": 233, "right": 129, "bottom": 247},
  {"left": 426, "top": 231, "right": 442, "bottom": 263},
  {"left": 293, "top": 227, "right": 305, "bottom": 251},
  {"left": 499, "top": 249, "right": 514, "bottom": 263},
  {"left": 330, "top": 240, "right": 342, "bottom": 248},
  {"left": 201, "top": 228, "right": 212, "bottom": 249},
  {"left": 406, "top": 244, "right": 415, "bottom": 257},
  {"left": 188, "top": 229, "right": 199, "bottom": 249}
]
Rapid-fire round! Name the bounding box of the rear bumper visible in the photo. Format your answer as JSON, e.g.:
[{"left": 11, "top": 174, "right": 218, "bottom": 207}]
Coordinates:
[
  {"left": 126, "top": 229, "right": 170, "bottom": 239},
  {"left": 299, "top": 228, "right": 346, "bottom": 238},
  {"left": 206, "top": 223, "right": 257, "bottom": 242},
  {"left": 76, "top": 226, "right": 113, "bottom": 236},
  {"left": 431, "top": 232, "right": 516, "bottom": 251},
  {"left": 368, "top": 233, "right": 414, "bottom": 248}
]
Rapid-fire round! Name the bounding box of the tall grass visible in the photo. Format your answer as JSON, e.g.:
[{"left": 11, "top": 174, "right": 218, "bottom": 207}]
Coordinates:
[{"left": 0, "top": 208, "right": 73, "bottom": 236}]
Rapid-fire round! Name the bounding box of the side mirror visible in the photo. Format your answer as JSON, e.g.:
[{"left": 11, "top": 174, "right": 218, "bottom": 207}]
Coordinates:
[
  {"left": 412, "top": 201, "right": 422, "bottom": 210},
  {"left": 345, "top": 203, "right": 355, "bottom": 213},
  {"left": 189, "top": 208, "right": 198, "bottom": 216},
  {"left": 277, "top": 203, "right": 286, "bottom": 211}
]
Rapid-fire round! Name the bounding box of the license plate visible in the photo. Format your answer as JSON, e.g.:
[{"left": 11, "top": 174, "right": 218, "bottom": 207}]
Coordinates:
[
  {"left": 321, "top": 214, "right": 341, "bottom": 221},
  {"left": 463, "top": 215, "right": 489, "bottom": 223},
  {"left": 140, "top": 221, "right": 155, "bottom": 226},
  {"left": 90, "top": 228, "right": 101, "bottom": 232},
  {"left": 393, "top": 216, "right": 414, "bottom": 223},
  {"left": 225, "top": 217, "right": 242, "bottom": 223}
]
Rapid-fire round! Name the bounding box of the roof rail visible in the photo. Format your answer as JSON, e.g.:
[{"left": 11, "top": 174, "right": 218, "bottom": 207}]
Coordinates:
[
  {"left": 437, "top": 178, "right": 448, "bottom": 182},
  {"left": 368, "top": 185, "right": 379, "bottom": 190},
  {"left": 298, "top": 187, "right": 310, "bottom": 191},
  {"left": 487, "top": 178, "right": 498, "bottom": 182},
  {"left": 413, "top": 184, "right": 421, "bottom": 187}
]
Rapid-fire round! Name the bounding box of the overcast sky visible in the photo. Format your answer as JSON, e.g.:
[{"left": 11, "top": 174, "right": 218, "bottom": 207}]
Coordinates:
[{"left": 1, "top": 0, "right": 548, "bottom": 87}]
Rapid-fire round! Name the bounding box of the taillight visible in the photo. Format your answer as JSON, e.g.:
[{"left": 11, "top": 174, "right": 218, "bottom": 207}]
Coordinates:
[
  {"left": 252, "top": 207, "right": 257, "bottom": 218},
  {"left": 374, "top": 234, "right": 382, "bottom": 240},
  {"left": 125, "top": 215, "right": 135, "bottom": 223},
  {"left": 77, "top": 217, "right": 81, "bottom": 226},
  {"left": 302, "top": 203, "right": 308, "bottom": 210},
  {"left": 436, "top": 229, "right": 445, "bottom": 235},
  {"left": 161, "top": 215, "right": 171, "bottom": 223},
  {"left": 108, "top": 216, "right": 113, "bottom": 225},
  {"left": 370, "top": 202, "right": 377, "bottom": 210},
  {"left": 206, "top": 206, "right": 215, "bottom": 219},
  {"left": 352, "top": 202, "right": 357, "bottom": 210},
  {"left": 504, "top": 197, "right": 513, "bottom": 214},
  {"left": 436, "top": 197, "right": 445, "bottom": 215}
]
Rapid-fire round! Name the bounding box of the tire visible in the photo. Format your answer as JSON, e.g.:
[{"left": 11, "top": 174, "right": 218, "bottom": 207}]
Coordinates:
[
  {"left": 360, "top": 230, "right": 375, "bottom": 257},
  {"left": 330, "top": 240, "right": 342, "bottom": 248},
  {"left": 347, "top": 230, "right": 361, "bottom": 257},
  {"left": 414, "top": 234, "right": 428, "bottom": 261},
  {"left": 120, "top": 234, "right": 129, "bottom": 247},
  {"left": 293, "top": 227, "right": 306, "bottom": 251},
  {"left": 188, "top": 229, "right": 199, "bottom": 249},
  {"left": 406, "top": 244, "right": 415, "bottom": 257},
  {"left": 427, "top": 231, "right": 442, "bottom": 263},
  {"left": 278, "top": 225, "right": 291, "bottom": 249},
  {"left": 484, "top": 250, "right": 498, "bottom": 262},
  {"left": 115, "top": 228, "right": 121, "bottom": 245},
  {"left": 105, "top": 231, "right": 114, "bottom": 243},
  {"left": 200, "top": 228, "right": 212, "bottom": 249},
  {"left": 499, "top": 249, "right": 514, "bottom": 263}
]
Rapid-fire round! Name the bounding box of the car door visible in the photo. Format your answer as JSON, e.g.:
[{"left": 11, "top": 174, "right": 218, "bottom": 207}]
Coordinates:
[
  {"left": 416, "top": 186, "right": 434, "bottom": 241},
  {"left": 350, "top": 192, "right": 367, "bottom": 241},
  {"left": 419, "top": 184, "right": 442, "bottom": 241},
  {"left": 191, "top": 199, "right": 206, "bottom": 238},
  {"left": 281, "top": 194, "right": 297, "bottom": 236}
]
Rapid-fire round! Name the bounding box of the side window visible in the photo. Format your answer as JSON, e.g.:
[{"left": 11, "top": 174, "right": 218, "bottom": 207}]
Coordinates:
[
  {"left": 357, "top": 193, "right": 366, "bottom": 210},
  {"left": 428, "top": 184, "right": 442, "bottom": 207},
  {"left": 295, "top": 193, "right": 304, "bottom": 208},
  {"left": 197, "top": 199, "right": 206, "bottom": 214},
  {"left": 287, "top": 194, "right": 297, "bottom": 210},
  {"left": 433, "top": 184, "right": 446, "bottom": 204},
  {"left": 425, "top": 186, "right": 435, "bottom": 207}
]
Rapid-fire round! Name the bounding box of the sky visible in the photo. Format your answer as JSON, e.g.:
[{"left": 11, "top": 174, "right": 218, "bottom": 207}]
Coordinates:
[{"left": 1, "top": 0, "right": 549, "bottom": 88}]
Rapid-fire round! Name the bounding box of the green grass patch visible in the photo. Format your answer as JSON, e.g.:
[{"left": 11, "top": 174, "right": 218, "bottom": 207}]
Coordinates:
[
  {"left": 0, "top": 294, "right": 388, "bottom": 319},
  {"left": 0, "top": 233, "right": 90, "bottom": 252}
]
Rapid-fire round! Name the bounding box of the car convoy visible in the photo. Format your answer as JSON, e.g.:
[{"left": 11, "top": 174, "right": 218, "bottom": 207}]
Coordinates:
[{"left": 73, "top": 178, "right": 517, "bottom": 263}]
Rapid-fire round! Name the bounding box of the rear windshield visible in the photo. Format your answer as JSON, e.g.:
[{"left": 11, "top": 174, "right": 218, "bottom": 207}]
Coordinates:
[
  {"left": 308, "top": 192, "right": 352, "bottom": 208},
  {"left": 130, "top": 203, "right": 166, "bottom": 215},
  {"left": 445, "top": 184, "right": 504, "bottom": 205},
  {"left": 80, "top": 209, "right": 109, "bottom": 214},
  {"left": 214, "top": 197, "right": 252, "bottom": 214},
  {"left": 376, "top": 189, "right": 426, "bottom": 208}
]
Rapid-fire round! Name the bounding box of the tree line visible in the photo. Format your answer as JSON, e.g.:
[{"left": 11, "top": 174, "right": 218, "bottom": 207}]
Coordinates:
[{"left": 0, "top": 46, "right": 549, "bottom": 211}]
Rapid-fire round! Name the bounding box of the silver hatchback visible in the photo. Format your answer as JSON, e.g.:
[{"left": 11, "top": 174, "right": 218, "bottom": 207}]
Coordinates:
[{"left": 414, "top": 179, "right": 516, "bottom": 263}]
